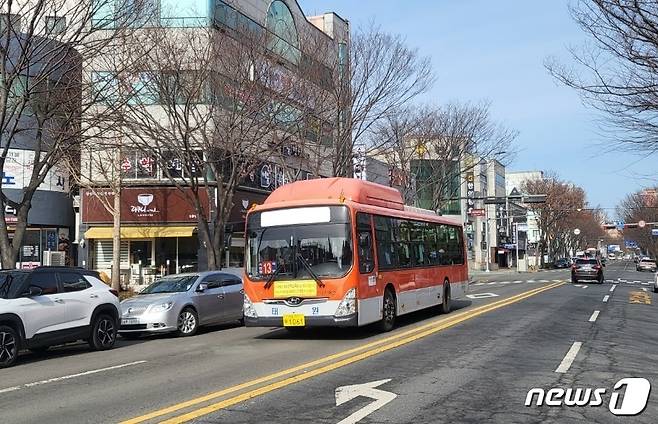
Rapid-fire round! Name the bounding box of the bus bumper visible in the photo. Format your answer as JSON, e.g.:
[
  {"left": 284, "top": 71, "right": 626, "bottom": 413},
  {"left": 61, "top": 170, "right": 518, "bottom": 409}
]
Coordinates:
[{"left": 244, "top": 313, "right": 358, "bottom": 328}]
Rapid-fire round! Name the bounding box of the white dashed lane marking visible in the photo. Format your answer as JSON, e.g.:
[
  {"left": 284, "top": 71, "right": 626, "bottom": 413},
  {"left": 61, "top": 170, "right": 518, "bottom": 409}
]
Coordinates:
[
  {"left": 588, "top": 310, "right": 600, "bottom": 322},
  {"left": 555, "top": 342, "right": 583, "bottom": 373}
]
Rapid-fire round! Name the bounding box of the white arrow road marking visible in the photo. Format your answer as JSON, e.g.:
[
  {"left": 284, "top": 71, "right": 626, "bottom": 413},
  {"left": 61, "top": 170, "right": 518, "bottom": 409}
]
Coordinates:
[
  {"left": 588, "top": 311, "right": 600, "bottom": 322},
  {"left": 466, "top": 293, "right": 500, "bottom": 299},
  {"left": 335, "top": 379, "right": 397, "bottom": 424},
  {"left": 555, "top": 342, "right": 582, "bottom": 373}
]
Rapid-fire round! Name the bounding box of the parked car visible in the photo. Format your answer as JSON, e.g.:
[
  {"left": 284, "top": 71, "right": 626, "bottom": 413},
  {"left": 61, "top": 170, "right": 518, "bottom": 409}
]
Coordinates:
[
  {"left": 637, "top": 258, "right": 657, "bottom": 272},
  {"left": 0, "top": 266, "right": 120, "bottom": 368},
  {"left": 554, "top": 258, "right": 570, "bottom": 268},
  {"left": 119, "top": 271, "right": 243, "bottom": 338},
  {"left": 571, "top": 258, "right": 604, "bottom": 284}
]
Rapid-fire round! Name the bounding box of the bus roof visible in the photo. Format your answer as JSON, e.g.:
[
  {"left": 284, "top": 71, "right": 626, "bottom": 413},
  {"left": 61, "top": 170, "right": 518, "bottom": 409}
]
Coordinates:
[
  {"left": 264, "top": 177, "right": 405, "bottom": 210},
  {"left": 254, "top": 178, "right": 462, "bottom": 226}
]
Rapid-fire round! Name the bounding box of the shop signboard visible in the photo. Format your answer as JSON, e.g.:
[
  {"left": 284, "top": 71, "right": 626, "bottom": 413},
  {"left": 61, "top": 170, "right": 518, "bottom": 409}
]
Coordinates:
[
  {"left": 82, "top": 187, "right": 210, "bottom": 224},
  {"left": 465, "top": 171, "right": 475, "bottom": 215}
]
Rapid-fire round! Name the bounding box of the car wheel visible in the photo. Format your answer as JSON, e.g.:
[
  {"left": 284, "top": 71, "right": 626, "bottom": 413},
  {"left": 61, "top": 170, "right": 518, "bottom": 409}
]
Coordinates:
[
  {"left": 439, "top": 281, "right": 451, "bottom": 314},
  {"left": 89, "top": 314, "right": 117, "bottom": 351},
  {"left": 377, "top": 288, "right": 396, "bottom": 332},
  {"left": 176, "top": 308, "right": 198, "bottom": 337},
  {"left": 29, "top": 346, "right": 50, "bottom": 355},
  {"left": 0, "top": 325, "right": 19, "bottom": 368}
]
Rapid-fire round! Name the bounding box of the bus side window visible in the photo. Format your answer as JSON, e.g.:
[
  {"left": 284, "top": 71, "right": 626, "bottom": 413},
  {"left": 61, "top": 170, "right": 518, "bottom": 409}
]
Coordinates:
[{"left": 357, "top": 213, "right": 375, "bottom": 274}]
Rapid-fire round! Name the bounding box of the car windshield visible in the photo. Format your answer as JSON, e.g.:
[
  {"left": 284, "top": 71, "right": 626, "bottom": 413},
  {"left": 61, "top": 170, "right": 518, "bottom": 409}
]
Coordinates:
[
  {"left": 576, "top": 259, "right": 598, "bottom": 265},
  {"left": 139, "top": 275, "right": 198, "bottom": 294},
  {"left": 0, "top": 272, "right": 29, "bottom": 299},
  {"left": 246, "top": 207, "right": 353, "bottom": 281}
]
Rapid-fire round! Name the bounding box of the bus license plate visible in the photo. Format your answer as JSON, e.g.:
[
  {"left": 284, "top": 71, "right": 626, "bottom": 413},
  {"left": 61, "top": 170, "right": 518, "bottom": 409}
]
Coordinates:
[{"left": 282, "top": 314, "right": 305, "bottom": 327}]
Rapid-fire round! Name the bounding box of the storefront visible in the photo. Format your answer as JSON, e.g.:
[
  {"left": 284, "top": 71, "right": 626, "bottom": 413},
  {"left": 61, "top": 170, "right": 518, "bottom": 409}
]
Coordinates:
[
  {"left": 81, "top": 187, "right": 209, "bottom": 287},
  {"left": 3, "top": 148, "right": 74, "bottom": 268}
]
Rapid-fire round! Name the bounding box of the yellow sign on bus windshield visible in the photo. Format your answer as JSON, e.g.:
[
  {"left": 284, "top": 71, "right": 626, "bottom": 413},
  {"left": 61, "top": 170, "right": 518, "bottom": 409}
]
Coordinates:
[{"left": 273, "top": 280, "right": 318, "bottom": 298}]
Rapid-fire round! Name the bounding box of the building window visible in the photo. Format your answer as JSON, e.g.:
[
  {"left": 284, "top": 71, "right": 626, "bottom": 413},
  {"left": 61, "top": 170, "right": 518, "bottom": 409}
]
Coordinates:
[
  {"left": 266, "top": 0, "right": 300, "bottom": 65},
  {"left": 91, "top": 0, "right": 115, "bottom": 28},
  {"left": 45, "top": 16, "right": 66, "bottom": 35},
  {"left": 91, "top": 71, "right": 119, "bottom": 105},
  {"left": 0, "top": 14, "right": 21, "bottom": 33},
  {"left": 338, "top": 42, "right": 348, "bottom": 79}
]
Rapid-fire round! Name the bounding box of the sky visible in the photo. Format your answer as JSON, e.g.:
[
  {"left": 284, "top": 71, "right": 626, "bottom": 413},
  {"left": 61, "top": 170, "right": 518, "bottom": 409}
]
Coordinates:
[{"left": 298, "top": 0, "right": 657, "bottom": 217}]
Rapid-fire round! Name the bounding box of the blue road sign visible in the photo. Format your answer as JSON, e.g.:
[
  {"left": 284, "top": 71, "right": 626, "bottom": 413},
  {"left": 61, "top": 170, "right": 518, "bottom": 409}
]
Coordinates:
[{"left": 652, "top": 229, "right": 658, "bottom": 237}]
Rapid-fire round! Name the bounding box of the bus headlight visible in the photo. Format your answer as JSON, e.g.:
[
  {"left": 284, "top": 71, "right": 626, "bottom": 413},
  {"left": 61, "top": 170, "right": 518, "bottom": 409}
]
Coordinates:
[
  {"left": 243, "top": 295, "right": 258, "bottom": 318},
  {"left": 334, "top": 288, "right": 356, "bottom": 317}
]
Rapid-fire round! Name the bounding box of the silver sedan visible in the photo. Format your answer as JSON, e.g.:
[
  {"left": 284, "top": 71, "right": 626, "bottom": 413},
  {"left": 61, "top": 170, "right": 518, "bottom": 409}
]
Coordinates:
[{"left": 119, "top": 271, "right": 244, "bottom": 338}]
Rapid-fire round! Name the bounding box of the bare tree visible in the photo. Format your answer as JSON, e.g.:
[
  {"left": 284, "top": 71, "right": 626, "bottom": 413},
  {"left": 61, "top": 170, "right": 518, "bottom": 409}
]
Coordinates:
[
  {"left": 112, "top": 23, "right": 307, "bottom": 270},
  {"left": 523, "top": 176, "right": 587, "bottom": 265},
  {"left": 0, "top": 0, "right": 141, "bottom": 269},
  {"left": 546, "top": 0, "right": 658, "bottom": 154},
  {"left": 373, "top": 101, "right": 517, "bottom": 211},
  {"left": 618, "top": 189, "right": 658, "bottom": 258},
  {"left": 308, "top": 23, "right": 434, "bottom": 177}
]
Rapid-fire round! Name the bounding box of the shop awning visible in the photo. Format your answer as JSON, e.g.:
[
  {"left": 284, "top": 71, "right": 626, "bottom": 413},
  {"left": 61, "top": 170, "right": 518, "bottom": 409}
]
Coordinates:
[{"left": 84, "top": 226, "right": 195, "bottom": 239}]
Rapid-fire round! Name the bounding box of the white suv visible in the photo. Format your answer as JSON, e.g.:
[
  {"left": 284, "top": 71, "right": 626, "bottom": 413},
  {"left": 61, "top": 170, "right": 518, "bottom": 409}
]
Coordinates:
[{"left": 0, "top": 267, "right": 121, "bottom": 368}]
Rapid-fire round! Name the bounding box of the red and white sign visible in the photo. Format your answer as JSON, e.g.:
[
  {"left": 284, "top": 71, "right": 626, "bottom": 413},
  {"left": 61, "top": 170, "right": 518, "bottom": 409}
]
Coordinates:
[{"left": 468, "top": 208, "right": 486, "bottom": 217}]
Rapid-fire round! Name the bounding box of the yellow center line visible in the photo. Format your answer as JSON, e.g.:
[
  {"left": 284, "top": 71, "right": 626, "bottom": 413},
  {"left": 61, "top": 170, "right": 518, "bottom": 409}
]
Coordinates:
[{"left": 120, "top": 282, "right": 564, "bottom": 424}]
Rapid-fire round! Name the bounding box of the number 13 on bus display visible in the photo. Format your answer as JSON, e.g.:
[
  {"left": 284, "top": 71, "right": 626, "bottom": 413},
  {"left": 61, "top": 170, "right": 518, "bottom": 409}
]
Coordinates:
[{"left": 259, "top": 261, "right": 277, "bottom": 275}]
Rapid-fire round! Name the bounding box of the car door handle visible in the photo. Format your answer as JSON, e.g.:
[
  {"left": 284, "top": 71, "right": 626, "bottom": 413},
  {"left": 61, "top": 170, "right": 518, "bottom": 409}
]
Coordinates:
[
  {"left": 90, "top": 294, "right": 99, "bottom": 298},
  {"left": 54, "top": 299, "right": 65, "bottom": 304},
  {"left": 239, "top": 289, "right": 244, "bottom": 294},
  {"left": 218, "top": 294, "right": 225, "bottom": 299}
]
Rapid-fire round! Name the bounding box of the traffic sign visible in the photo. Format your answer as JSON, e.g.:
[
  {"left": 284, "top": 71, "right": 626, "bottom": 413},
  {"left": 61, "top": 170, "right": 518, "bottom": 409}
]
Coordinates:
[
  {"left": 652, "top": 229, "right": 658, "bottom": 237},
  {"left": 616, "top": 221, "right": 625, "bottom": 230},
  {"left": 574, "top": 228, "right": 581, "bottom": 235},
  {"left": 468, "top": 209, "right": 485, "bottom": 217}
]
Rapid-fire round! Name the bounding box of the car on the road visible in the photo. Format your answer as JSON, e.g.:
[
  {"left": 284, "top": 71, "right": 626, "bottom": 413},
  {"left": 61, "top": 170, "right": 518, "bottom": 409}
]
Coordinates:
[
  {"left": 0, "top": 266, "right": 121, "bottom": 368},
  {"left": 119, "top": 271, "right": 244, "bottom": 338},
  {"left": 636, "top": 258, "right": 657, "bottom": 272},
  {"left": 554, "top": 258, "right": 570, "bottom": 268},
  {"left": 571, "top": 258, "right": 604, "bottom": 284}
]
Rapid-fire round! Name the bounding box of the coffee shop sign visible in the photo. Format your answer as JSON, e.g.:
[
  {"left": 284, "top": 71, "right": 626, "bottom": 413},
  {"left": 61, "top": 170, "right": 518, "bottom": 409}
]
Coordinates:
[{"left": 130, "top": 193, "right": 160, "bottom": 217}]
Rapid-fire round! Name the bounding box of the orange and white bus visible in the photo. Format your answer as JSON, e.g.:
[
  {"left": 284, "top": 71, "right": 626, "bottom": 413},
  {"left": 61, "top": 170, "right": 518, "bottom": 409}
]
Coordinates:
[{"left": 242, "top": 177, "right": 469, "bottom": 331}]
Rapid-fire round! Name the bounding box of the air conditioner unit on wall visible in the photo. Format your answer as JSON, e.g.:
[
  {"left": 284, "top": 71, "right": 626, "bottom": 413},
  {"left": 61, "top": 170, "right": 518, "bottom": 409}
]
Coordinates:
[{"left": 43, "top": 251, "right": 66, "bottom": 266}]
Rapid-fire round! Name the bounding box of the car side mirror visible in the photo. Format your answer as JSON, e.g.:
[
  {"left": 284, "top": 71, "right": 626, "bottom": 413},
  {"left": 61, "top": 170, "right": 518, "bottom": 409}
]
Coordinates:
[
  {"left": 26, "top": 286, "right": 42, "bottom": 297},
  {"left": 196, "top": 283, "right": 208, "bottom": 293}
]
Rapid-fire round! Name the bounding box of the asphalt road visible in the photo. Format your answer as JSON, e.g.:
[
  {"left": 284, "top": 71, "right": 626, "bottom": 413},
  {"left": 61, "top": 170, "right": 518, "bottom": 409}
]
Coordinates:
[{"left": 1, "top": 261, "right": 656, "bottom": 424}]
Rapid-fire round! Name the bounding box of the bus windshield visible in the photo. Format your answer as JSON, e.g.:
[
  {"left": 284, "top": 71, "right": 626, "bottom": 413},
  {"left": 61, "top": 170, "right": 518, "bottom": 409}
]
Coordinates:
[{"left": 246, "top": 207, "right": 353, "bottom": 281}]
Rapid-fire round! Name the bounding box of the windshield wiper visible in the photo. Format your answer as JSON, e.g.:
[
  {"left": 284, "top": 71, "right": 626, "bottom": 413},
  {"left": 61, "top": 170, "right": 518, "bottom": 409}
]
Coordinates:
[
  {"left": 296, "top": 252, "right": 325, "bottom": 288},
  {"left": 263, "top": 265, "right": 282, "bottom": 290}
]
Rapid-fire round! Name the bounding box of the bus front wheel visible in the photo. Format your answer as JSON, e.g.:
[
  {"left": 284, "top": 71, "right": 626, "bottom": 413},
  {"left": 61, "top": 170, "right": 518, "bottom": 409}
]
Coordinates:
[
  {"left": 440, "top": 281, "right": 451, "bottom": 314},
  {"left": 378, "top": 289, "right": 396, "bottom": 332}
]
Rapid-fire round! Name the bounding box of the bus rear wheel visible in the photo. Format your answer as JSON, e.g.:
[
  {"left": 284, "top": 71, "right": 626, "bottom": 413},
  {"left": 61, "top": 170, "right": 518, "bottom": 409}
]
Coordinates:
[{"left": 378, "top": 289, "right": 396, "bottom": 332}]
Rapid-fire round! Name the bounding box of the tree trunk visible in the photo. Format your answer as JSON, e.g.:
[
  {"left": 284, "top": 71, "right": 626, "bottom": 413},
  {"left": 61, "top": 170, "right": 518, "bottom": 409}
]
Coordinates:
[{"left": 111, "top": 189, "right": 121, "bottom": 291}]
